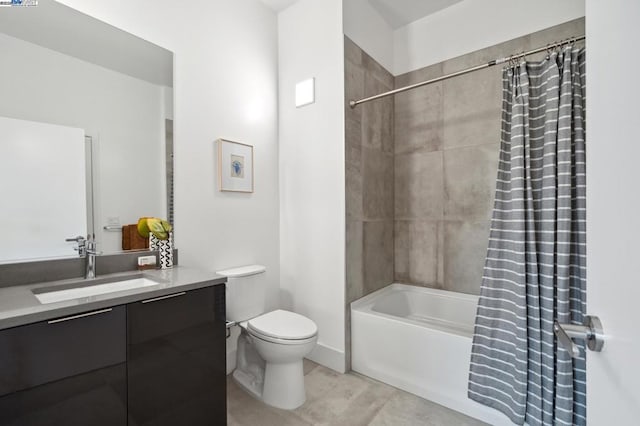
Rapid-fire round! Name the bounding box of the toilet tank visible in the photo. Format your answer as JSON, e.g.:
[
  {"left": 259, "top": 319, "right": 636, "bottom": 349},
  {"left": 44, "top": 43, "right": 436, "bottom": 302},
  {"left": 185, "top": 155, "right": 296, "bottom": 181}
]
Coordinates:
[{"left": 216, "top": 264, "right": 267, "bottom": 322}]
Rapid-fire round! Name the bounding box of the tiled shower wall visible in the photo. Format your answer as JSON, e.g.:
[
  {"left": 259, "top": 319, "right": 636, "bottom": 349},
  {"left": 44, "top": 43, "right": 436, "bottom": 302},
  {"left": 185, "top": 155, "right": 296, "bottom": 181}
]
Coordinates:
[
  {"left": 344, "top": 18, "right": 585, "bottom": 312},
  {"left": 345, "top": 37, "right": 395, "bottom": 307},
  {"left": 393, "top": 18, "right": 585, "bottom": 294}
]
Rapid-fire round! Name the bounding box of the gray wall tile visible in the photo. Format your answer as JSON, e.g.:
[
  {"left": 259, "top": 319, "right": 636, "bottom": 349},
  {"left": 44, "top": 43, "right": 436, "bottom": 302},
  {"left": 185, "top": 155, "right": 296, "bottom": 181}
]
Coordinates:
[
  {"left": 346, "top": 118, "right": 363, "bottom": 221},
  {"left": 362, "top": 53, "right": 394, "bottom": 89},
  {"left": 344, "top": 36, "right": 363, "bottom": 67},
  {"left": 363, "top": 220, "right": 394, "bottom": 293},
  {"left": 344, "top": 22, "right": 583, "bottom": 362},
  {"left": 394, "top": 81, "right": 443, "bottom": 154},
  {"left": 442, "top": 66, "right": 502, "bottom": 150},
  {"left": 394, "top": 220, "right": 439, "bottom": 286},
  {"left": 347, "top": 21, "right": 581, "bottom": 301},
  {"left": 394, "top": 65, "right": 444, "bottom": 155},
  {"left": 395, "top": 62, "right": 443, "bottom": 88},
  {"left": 395, "top": 150, "right": 443, "bottom": 220},
  {"left": 362, "top": 147, "right": 394, "bottom": 220},
  {"left": 344, "top": 39, "right": 395, "bottom": 348},
  {"left": 362, "top": 75, "right": 393, "bottom": 152},
  {"left": 346, "top": 220, "right": 364, "bottom": 304},
  {"left": 443, "top": 220, "right": 491, "bottom": 295},
  {"left": 443, "top": 143, "right": 500, "bottom": 221},
  {"left": 380, "top": 96, "right": 394, "bottom": 154},
  {"left": 345, "top": 60, "right": 365, "bottom": 123}
]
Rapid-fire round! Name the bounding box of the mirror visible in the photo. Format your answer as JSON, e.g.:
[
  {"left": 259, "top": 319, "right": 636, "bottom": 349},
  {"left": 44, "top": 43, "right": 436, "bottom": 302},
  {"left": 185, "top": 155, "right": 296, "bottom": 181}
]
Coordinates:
[{"left": 0, "top": 0, "right": 173, "bottom": 263}]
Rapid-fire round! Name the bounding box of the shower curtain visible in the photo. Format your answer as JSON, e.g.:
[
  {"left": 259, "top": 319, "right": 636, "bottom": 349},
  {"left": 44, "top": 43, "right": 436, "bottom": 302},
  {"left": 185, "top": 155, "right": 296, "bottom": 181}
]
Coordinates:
[{"left": 468, "top": 45, "right": 586, "bottom": 426}]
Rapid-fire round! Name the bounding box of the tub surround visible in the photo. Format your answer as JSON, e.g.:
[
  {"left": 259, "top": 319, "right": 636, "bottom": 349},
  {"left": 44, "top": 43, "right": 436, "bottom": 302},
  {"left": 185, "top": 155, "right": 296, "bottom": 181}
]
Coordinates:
[
  {"left": 345, "top": 37, "right": 395, "bottom": 369},
  {"left": 345, "top": 18, "right": 586, "bottom": 303},
  {"left": 393, "top": 18, "right": 585, "bottom": 295},
  {"left": 345, "top": 36, "right": 395, "bottom": 305},
  {"left": 0, "top": 265, "right": 223, "bottom": 331}
]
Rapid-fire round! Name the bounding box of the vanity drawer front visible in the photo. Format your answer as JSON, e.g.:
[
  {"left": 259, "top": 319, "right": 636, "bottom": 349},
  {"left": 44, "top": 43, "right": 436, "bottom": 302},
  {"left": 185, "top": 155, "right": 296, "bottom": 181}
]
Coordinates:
[
  {"left": 0, "top": 306, "right": 127, "bottom": 426},
  {"left": 127, "top": 285, "right": 226, "bottom": 426}
]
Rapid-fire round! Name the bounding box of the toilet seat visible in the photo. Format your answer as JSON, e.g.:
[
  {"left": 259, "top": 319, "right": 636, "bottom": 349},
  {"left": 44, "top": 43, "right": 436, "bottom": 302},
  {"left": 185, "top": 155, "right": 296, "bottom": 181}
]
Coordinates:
[
  {"left": 246, "top": 309, "right": 317, "bottom": 345},
  {"left": 249, "top": 328, "right": 317, "bottom": 345}
]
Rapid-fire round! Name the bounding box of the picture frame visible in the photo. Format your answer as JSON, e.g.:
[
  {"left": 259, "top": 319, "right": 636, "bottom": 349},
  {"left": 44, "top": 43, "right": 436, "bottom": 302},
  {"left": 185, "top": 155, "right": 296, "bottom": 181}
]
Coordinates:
[{"left": 217, "top": 139, "right": 254, "bottom": 193}]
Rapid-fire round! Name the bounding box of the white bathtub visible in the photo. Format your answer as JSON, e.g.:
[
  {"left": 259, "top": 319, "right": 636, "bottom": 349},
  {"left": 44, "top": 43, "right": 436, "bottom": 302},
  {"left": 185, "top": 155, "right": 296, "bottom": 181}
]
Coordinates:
[{"left": 351, "top": 284, "right": 510, "bottom": 425}]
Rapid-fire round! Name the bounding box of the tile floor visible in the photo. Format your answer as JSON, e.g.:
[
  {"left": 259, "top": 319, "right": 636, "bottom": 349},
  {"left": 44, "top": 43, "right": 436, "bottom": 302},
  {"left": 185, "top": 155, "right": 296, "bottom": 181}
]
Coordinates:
[{"left": 227, "top": 360, "right": 488, "bottom": 426}]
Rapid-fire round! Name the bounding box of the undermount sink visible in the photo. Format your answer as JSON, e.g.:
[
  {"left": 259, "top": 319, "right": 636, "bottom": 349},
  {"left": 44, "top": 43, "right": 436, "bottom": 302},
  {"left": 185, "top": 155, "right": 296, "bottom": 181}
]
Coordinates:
[{"left": 32, "top": 274, "right": 163, "bottom": 304}]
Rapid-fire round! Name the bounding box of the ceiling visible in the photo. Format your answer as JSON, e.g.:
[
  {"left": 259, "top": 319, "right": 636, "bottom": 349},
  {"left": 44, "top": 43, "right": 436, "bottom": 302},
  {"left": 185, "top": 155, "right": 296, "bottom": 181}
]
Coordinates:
[
  {"left": 259, "top": 0, "right": 299, "bottom": 12},
  {"left": 259, "top": 0, "right": 464, "bottom": 28},
  {"left": 368, "top": 0, "right": 464, "bottom": 29},
  {"left": 0, "top": 0, "right": 172, "bottom": 87}
]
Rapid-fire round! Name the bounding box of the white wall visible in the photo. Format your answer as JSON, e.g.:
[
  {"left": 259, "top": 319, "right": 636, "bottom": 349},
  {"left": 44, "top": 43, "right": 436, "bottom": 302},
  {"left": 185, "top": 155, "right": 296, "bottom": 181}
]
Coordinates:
[
  {"left": 56, "top": 0, "right": 281, "bottom": 320},
  {"left": 343, "top": 0, "right": 394, "bottom": 73},
  {"left": 279, "top": 0, "right": 346, "bottom": 372},
  {"left": 0, "top": 32, "right": 165, "bottom": 253},
  {"left": 393, "top": 0, "right": 585, "bottom": 75},
  {"left": 586, "top": 0, "right": 640, "bottom": 423}
]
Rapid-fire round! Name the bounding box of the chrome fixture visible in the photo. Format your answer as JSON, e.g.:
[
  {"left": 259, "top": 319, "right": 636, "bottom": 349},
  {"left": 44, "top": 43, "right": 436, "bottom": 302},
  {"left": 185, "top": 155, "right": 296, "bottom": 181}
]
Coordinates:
[
  {"left": 66, "top": 234, "right": 100, "bottom": 279},
  {"left": 66, "top": 235, "right": 86, "bottom": 256},
  {"left": 554, "top": 315, "right": 605, "bottom": 358}
]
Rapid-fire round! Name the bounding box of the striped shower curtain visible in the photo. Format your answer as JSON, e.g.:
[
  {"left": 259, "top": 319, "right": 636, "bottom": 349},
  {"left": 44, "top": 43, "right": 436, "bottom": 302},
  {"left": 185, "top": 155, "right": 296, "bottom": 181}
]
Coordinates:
[{"left": 468, "top": 45, "right": 586, "bottom": 426}]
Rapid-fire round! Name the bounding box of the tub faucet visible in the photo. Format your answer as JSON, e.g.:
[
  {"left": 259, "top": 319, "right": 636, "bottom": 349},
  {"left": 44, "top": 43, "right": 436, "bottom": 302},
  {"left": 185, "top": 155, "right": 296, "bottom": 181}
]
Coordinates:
[{"left": 66, "top": 234, "right": 99, "bottom": 279}]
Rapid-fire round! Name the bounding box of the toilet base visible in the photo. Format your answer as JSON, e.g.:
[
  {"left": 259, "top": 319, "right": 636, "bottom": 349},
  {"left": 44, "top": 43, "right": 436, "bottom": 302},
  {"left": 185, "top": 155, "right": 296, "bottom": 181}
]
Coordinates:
[
  {"left": 233, "top": 368, "right": 264, "bottom": 400},
  {"left": 233, "top": 352, "right": 307, "bottom": 410},
  {"left": 262, "top": 360, "right": 306, "bottom": 410},
  {"left": 233, "top": 316, "right": 317, "bottom": 411}
]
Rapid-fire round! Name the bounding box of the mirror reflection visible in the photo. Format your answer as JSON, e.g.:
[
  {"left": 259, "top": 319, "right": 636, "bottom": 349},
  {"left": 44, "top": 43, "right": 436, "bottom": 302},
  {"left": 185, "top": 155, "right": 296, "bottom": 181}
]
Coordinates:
[{"left": 0, "top": 0, "right": 174, "bottom": 263}]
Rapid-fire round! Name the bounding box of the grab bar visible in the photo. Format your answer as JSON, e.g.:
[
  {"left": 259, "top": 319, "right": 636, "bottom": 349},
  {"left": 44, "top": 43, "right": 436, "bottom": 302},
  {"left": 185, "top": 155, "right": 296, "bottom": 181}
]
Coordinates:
[{"left": 554, "top": 315, "right": 604, "bottom": 358}]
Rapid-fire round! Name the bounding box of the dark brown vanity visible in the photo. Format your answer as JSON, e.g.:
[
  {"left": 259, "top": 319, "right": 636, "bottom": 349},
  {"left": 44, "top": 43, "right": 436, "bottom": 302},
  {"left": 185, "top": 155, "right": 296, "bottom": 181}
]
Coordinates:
[{"left": 0, "top": 281, "right": 226, "bottom": 426}]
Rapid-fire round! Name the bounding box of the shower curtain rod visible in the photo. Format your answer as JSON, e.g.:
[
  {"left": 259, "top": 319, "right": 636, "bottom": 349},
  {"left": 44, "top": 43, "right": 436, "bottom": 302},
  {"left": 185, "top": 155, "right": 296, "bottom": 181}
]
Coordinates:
[{"left": 349, "top": 35, "right": 585, "bottom": 108}]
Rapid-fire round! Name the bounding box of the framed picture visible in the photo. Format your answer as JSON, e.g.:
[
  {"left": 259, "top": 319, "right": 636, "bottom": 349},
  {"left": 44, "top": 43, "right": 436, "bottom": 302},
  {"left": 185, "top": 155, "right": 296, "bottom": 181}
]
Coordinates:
[{"left": 217, "top": 139, "right": 254, "bottom": 193}]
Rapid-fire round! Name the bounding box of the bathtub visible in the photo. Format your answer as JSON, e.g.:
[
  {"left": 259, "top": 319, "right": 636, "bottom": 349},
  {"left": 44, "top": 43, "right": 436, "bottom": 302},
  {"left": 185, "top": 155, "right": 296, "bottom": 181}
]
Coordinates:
[{"left": 351, "top": 284, "right": 510, "bottom": 425}]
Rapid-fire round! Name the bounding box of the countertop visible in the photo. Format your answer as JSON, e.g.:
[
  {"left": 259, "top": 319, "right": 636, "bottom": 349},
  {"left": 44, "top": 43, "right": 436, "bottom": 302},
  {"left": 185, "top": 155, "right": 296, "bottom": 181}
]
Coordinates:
[{"left": 0, "top": 266, "right": 226, "bottom": 331}]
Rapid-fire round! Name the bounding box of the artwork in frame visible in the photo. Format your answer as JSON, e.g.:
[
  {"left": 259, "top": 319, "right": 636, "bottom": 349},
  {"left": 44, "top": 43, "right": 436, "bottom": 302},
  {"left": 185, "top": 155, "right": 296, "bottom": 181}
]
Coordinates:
[{"left": 217, "top": 139, "right": 254, "bottom": 193}]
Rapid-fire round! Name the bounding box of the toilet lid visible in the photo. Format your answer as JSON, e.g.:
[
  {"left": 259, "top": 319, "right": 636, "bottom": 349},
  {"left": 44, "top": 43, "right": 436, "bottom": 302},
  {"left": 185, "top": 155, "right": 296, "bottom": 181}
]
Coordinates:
[{"left": 248, "top": 309, "right": 317, "bottom": 340}]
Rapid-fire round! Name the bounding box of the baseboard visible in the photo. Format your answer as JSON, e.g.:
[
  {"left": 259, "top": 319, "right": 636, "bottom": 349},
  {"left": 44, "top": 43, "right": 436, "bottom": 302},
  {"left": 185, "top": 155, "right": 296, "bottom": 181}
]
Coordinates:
[{"left": 308, "top": 342, "right": 345, "bottom": 373}]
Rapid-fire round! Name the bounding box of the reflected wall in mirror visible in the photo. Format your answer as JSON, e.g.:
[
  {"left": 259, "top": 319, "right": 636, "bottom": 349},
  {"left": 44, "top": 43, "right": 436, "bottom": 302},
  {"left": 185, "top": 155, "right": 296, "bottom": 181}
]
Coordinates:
[{"left": 0, "top": 0, "right": 174, "bottom": 263}]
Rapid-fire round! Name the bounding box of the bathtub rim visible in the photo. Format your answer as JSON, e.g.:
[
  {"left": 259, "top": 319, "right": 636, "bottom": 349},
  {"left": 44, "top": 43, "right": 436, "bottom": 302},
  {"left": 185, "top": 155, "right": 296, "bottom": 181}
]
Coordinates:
[{"left": 350, "top": 283, "right": 479, "bottom": 338}]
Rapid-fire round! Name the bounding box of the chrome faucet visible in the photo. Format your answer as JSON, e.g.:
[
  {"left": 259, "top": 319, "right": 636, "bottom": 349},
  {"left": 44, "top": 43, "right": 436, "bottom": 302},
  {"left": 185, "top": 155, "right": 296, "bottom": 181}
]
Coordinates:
[
  {"left": 66, "top": 234, "right": 99, "bottom": 279},
  {"left": 85, "top": 234, "right": 98, "bottom": 279}
]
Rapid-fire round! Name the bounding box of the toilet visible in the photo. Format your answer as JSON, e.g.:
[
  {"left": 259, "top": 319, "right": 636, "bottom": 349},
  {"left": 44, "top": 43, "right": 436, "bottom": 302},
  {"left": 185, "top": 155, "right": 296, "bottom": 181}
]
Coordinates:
[{"left": 217, "top": 264, "right": 318, "bottom": 410}]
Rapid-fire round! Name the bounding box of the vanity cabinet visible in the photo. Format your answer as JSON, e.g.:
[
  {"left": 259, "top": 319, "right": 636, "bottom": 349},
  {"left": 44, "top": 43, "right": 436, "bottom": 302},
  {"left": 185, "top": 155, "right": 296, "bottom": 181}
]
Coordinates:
[
  {"left": 0, "top": 306, "right": 127, "bottom": 426},
  {"left": 0, "top": 283, "right": 226, "bottom": 426},
  {"left": 127, "top": 285, "right": 227, "bottom": 425}
]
